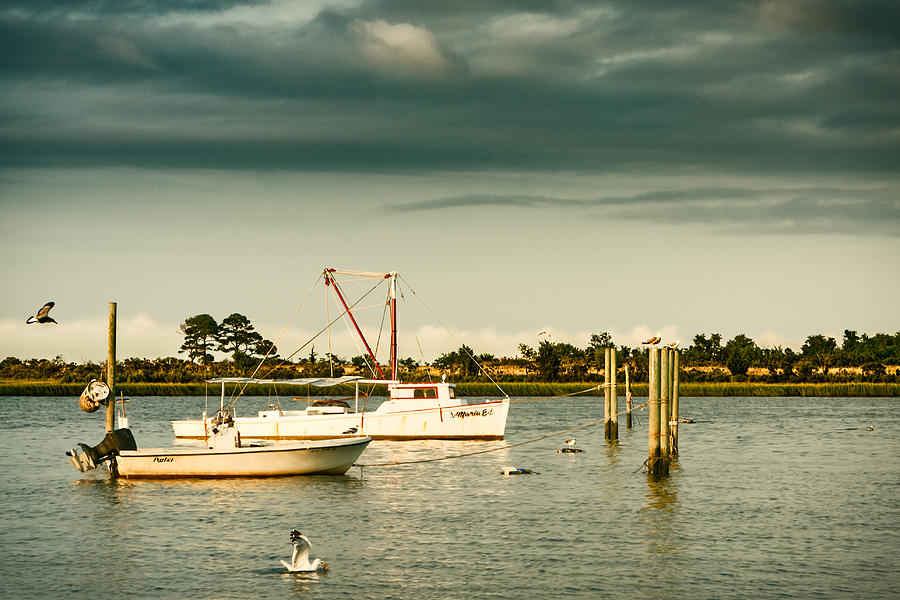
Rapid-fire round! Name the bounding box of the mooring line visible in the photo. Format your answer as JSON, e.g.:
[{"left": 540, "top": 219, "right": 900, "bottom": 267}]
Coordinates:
[{"left": 353, "top": 398, "right": 651, "bottom": 468}]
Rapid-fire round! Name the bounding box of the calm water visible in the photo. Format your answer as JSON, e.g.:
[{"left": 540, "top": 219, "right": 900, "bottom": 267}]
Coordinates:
[{"left": 0, "top": 395, "right": 897, "bottom": 599}]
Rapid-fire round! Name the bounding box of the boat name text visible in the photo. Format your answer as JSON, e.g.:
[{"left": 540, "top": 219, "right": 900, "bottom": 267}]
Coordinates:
[
  {"left": 152, "top": 457, "right": 175, "bottom": 463},
  {"left": 449, "top": 408, "right": 494, "bottom": 419}
]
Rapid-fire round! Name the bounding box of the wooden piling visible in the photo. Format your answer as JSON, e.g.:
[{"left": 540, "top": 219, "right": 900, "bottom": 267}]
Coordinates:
[
  {"left": 106, "top": 302, "right": 116, "bottom": 434},
  {"left": 659, "top": 348, "right": 670, "bottom": 462},
  {"left": 610, "top": 348, "right": 618, "bottom": 440},
  {"left": 625, "top": 364, "right": 632, "bottom": 429},
  {"left": 671, "top": 349, "right": 680, "bottom": 456},
  {"left": 648, "top": 347, "right": 669, "bottom": 477},
  {"left": 604, "top": 348, "right": 611, "bottom": 440}
]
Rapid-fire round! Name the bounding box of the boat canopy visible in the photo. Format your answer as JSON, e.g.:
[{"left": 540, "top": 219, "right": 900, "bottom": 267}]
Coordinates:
[{"left": 206, "top": 376, "right": 363, "bottom": 387}]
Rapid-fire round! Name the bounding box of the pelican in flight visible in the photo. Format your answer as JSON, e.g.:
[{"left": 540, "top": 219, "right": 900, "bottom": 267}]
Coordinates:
[
  {"left": 642, "top": 335, "right": 661, "bottom": 345},
  {"left": 26, "top": 301, "right": 57, "bottom": 324},
  {"left": 665, "top": 340, "right": 681, "bottom": 349},
  {"left": 282, "top": 529, "right": 327, "bottom": 572}
]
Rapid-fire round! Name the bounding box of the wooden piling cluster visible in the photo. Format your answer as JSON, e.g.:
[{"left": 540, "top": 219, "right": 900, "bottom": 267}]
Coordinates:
[
  {"left": 604, "top": 348, "right": 618, "bottom": 441},
  {"left": 647, "top": 346, "right": 681, "bottom": 476}
]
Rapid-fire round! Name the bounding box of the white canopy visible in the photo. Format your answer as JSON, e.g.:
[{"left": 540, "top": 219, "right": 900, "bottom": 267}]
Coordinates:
[{"left": 206, "top": 376, "right": 363, "bottom": 387}]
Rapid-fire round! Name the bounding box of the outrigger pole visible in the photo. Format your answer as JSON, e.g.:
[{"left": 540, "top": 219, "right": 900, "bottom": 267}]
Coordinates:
[
  {"left": 324, "top": 268, "right": 388, "bottom": 380},
  {"left": 389, "top": 272, "right": 398, "bottom": 381}
]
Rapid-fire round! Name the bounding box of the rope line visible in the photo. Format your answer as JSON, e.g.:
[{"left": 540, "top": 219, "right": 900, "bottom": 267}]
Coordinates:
[{"left": 354, "top": 398, "right": 651, "bottom": 467}]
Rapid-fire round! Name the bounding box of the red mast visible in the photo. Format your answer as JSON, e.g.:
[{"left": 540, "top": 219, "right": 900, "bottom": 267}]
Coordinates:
[{"left": 324, "top": 269, "right": 387, "bottom": 380}]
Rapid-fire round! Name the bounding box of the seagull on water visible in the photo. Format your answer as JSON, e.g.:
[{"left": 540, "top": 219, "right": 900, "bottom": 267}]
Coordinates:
[
  {"left": 26, "top": 301, "right": 57, "bottom": 324},
  {"left": 642, "top": 335, "right": 661, "bottom": 345},
  {"left": 866, "top": 425, "right": 875, "bottom": 431},
  {"left": 281, "top": 529, "right": 327, "bottom": 572},
  {"left": 564, "top": 437, "right": 577, "bottom": 447}
]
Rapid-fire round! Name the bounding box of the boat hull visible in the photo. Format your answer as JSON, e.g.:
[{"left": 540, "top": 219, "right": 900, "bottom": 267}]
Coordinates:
[
  {"left": 171, "top": 399, "right": 510, "bottom": 441},
  {"left": 116, "top": 436, "right": 370, "bottom": 478}
]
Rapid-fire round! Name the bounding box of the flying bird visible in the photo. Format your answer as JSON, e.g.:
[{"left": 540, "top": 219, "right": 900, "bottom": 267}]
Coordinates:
[
  {"left": 281, "top": 529, "right": 327, "bottom": 572},
  {"left": 538, "top": 330, "right": 553, "bottom": 341},
  {"left": 665, "top": 340, "right": 681, "bottom": 349},
  {"left": 26, "top": 301, "right": 57, "bottom": 324},
  {"left": 642, "top": 335, "right": 661, "bottom": 345}
]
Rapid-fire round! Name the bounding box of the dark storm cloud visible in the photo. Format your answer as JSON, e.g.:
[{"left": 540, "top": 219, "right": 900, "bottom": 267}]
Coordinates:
[
  {"left": 0, "top": 0, "right": 898, "bottom": 174},
  {"left": 390, "top": 186, "right": 900, "bottom": 236}
]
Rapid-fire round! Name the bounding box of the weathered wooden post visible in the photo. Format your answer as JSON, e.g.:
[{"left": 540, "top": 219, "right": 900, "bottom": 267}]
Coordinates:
[
  {"left": 671, "top": 349, "right": 680, "bottom": 456},
  {"left": 106, "top": 302, "right": 117, "bottom": 434},
  {"left": 648, "top": 347, "right": 668, "bottom": 476},
  {"left": 603, "top": 348, "right": 611, "bottom": 440},
  {"left": 659, "top": 348, "right": 670, "bottom": 467},
  {"left": 625, "top": 364, "right": 632, "bottom": 429},
  {"left": 610, "top": 348, "right": 618, "bottom": 441}
]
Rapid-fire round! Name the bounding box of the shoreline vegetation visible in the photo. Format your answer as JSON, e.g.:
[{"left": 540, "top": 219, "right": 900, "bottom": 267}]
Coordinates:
[{"left": 2, "top": 381, "right": 898, "bottom": 397}]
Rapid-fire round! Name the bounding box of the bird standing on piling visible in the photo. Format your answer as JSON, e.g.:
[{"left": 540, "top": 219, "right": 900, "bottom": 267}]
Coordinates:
[
  {"left": 642, "top": 335, "right": 661, "bottom": 345},
  {"left": 665, "top": 340, "right": 681, "bottom": 349},
  {"left": 26, "top": 301, "right": 57, "bottom": 324}
]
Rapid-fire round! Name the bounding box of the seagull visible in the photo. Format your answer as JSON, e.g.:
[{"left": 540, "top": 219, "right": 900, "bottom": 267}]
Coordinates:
[
  {"left": 26, "top": 301, "right": 57, "bottom": 324},
  {"left": 538, "top": 329, "right": 553, "bottom": 341},
  {"left": 642, "top": 335, "right": 661, "bottom": 345},
  {"left": 665, "top": 340, "right": 681, "bottom": 349},
  {"left": 342, "top": 426, "right": 358, "bottom": 435},
  {"left": 281, "top": 529, "right": 327, "bottom": 572},
  {"left": 866, "top": 425, "right": 875, "bottom": 431},
  {"left": 564, "top": 437, "right": 576, "bottom": 447}
]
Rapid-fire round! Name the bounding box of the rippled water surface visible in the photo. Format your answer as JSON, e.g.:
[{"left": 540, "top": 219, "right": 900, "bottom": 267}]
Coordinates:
[{"left": 1, "top": 395, "right": 897, "bottom": 599}]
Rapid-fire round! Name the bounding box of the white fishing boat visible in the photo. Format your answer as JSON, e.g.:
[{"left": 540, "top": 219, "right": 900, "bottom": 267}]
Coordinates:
[
  {"left": 67, "top": 414, "right": 370, "bottom": 478},
  {"left": 171, "top": 269, "right": 511, "bottom": 441},
  {"left": 171, "top": 376, "right": 509, "bottom": 441}
]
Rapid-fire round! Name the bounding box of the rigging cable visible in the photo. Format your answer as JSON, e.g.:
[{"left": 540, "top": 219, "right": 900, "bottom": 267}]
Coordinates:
[
  {"left": 355, "top": 394, "right": 651, "bottom": 467},
  {"left": 398, "top": 274, "right": 508, "bottom": 398},
  {"left": 227, "top": 276, "right": 386, "bottom": 409}
]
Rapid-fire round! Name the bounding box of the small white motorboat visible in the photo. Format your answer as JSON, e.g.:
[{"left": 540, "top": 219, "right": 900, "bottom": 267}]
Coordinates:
[{"left": 67, "top": 412, "right": 370, "bottom": 479}]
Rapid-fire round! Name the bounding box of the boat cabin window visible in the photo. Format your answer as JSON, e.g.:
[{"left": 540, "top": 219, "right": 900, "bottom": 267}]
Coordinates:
[
  {"left": 413, "top": 387, "right": 437, "bottom": 399},
  {"left": 448, "top": 388, "right": 455, "bottom": 399}
]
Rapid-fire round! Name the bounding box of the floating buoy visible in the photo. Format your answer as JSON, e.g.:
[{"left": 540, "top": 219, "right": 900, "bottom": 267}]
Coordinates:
[
  {"left": 500, "top": 466, "right": 537, "bottom": 475},
  {"left": 78, "top": 379, "right": 110, "bottom": 413}
]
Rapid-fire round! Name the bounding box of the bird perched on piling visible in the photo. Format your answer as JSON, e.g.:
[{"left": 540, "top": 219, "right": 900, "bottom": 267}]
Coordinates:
[
  {"left": 642, "top": 335, "right": 661, "bottom": 345},
  {"left": 26, "top": 301, "right": 57, "bottom": 324},
  {"left": 281, "top": 529, "right": 327, "bottom": 572},
  {"left": 665, "top": 340, "right": 681, "bottom": 349}
]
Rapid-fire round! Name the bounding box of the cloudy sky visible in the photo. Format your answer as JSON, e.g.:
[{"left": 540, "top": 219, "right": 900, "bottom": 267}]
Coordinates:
[{"left": 1, "top": 0, "right": 898, "bottom": 364}]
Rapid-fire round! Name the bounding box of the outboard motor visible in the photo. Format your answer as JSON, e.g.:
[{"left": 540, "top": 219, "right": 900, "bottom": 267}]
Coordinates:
[{"left": 66, "top": 428, "right": 137, "bottom": 472}]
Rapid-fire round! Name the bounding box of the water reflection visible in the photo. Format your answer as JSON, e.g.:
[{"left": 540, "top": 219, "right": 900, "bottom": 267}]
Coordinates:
[{"left": 642, "top": 475, "right": 685, "bottom": 566}]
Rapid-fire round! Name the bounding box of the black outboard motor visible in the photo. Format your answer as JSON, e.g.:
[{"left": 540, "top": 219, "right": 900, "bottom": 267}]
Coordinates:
[{"left": 66, "top": 428, "right": 137, "bottom": 472}]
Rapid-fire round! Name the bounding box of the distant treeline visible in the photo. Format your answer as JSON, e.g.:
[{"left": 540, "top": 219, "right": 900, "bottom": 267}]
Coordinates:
[{"left": 2, "top": 329, "right": 898, "bottom": 386}]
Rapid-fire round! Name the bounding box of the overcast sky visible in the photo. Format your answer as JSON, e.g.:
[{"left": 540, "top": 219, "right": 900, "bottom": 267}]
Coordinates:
[{"left": 1, "top": 0, "right": 898, "bottom": 364}]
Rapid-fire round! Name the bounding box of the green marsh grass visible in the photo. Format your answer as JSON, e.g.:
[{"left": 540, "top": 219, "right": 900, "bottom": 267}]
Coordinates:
[{"left": 2, "top": 381, "right": 898, "bottom": 397}]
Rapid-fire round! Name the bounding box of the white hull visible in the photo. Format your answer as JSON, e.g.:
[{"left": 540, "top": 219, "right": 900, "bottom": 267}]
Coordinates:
[
  {"left": 116, "top": 436, "right": 370, "bottom": 478},
  {"left": 172, "top": 398, "right": 510, "bottom": 441}
]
